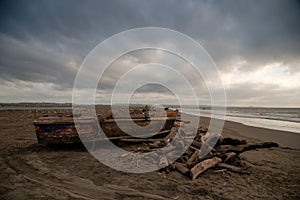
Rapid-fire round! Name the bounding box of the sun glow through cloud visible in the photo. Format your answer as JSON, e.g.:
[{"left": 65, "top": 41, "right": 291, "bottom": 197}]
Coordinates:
[{"left": 222, "top": 63, "right": 300, "bottom": 89}]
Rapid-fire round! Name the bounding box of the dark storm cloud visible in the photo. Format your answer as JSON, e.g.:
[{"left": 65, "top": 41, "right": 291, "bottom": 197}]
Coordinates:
[
  {"left": 0, "top": 34, "right": 78, "bottom": 88},
  {"left": 0, "top": 0, "right": 299, "bottom": 105},
  {"left": 182, "top": 0, "right": 300, "bottom": 72},
  {"left": 0, "top": 0, "right": 149, "bottom": 87}
]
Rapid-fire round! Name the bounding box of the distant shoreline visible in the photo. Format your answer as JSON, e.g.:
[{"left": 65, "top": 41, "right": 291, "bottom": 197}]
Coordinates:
[{"left": 0, "top": 103, "right": 299, "bottom": 109}]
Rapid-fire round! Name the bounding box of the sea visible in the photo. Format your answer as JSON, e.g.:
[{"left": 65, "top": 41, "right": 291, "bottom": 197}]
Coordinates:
[{"left": 181, "top": 107, "right": 300, "bottom": 134}]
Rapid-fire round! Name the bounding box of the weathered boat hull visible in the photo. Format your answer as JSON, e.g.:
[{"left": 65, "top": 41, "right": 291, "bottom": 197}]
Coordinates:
[
  {"left": 33, "top": 117, "right": 97, "bottom": 144},
  {"left": 33, "top": 117, "right": 175, "bottom": 144},
  {"left": 100, "top": 117, "right": 175, "bottom": 139}
]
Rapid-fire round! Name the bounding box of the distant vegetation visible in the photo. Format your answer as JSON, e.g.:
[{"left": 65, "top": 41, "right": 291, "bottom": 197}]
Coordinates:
[{"left": 0, "top": 102, "right": 72, "bottom": 108}]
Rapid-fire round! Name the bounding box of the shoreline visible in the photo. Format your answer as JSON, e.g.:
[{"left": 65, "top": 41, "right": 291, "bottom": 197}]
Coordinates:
[
  {"left": 182, "top": 110, "right": 300, "bottom": 134},
  {"left": 183, "top": 113, "right": 300, "bottom": 150}
]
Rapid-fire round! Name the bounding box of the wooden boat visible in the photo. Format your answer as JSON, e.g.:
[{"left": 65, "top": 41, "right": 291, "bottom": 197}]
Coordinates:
[
  {"left": 33, "top": 117, "right": 96, "bottom": 144},
  {"left": 33, "top": 116, "right": 175, "bottom": 144},
  {"left": 100, "top": 117, "right": 175, "bottom": 139}
]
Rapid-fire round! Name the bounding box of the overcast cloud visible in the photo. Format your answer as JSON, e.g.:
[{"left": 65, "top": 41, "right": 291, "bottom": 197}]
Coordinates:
[{"left": 0, "top": 0, "right": 299, "bottom": 106}]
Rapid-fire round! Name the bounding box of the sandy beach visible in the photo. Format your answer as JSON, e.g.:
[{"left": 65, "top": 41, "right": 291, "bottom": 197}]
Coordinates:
[{"left": 0, "top": 108, "right": 299, "bottom": 199}]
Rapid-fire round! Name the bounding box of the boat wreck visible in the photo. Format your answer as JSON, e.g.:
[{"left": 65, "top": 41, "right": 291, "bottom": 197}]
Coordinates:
[{"left": 33, "top": 113, "right": 176, "bottom": 144}]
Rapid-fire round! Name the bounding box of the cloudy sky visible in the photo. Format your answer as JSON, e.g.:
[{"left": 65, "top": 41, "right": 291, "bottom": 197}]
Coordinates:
[{"left": 0, "top": 0, "right": 300, "bottom": 107}]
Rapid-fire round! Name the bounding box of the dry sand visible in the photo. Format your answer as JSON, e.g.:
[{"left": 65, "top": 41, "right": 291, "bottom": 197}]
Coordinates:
[{"left": 0, "top": 109, "right": 299, "bottom": 199}]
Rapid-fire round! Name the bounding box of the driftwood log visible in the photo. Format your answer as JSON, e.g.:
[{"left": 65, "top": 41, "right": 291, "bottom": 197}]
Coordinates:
[
  {"left": 154, "top": 126, "right": 279, "bottom": 179},
  {"left": 115, "top": 125, "right": 279, "bottom": 180},
  {"left": 215, "top": 142, "right": 279, "bottom": 153},
  {"left": 217, "top": 163, "right": 243, "bottom": 173},
  {"left": 221, "top": 152, "right": 237, "bottom": 163},
  {"left": 174, "top": 162, "right": 189, "bottom": 174},
  {"left": 186, "top": 150, "right": 200, "bottom": 165},
  {"left": 190, "top": 157, "right": 222, "bottom": 179}
]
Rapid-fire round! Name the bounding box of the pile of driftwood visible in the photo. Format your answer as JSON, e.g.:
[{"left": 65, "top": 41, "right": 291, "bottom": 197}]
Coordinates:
[{"left": 141, "top": 127, "right": 279, "bottom": 179}]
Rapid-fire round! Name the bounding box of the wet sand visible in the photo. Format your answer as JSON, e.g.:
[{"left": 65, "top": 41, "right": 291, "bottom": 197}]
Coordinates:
[{"left": 0, "top": 108, "right": 299, "bottom": 199}]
